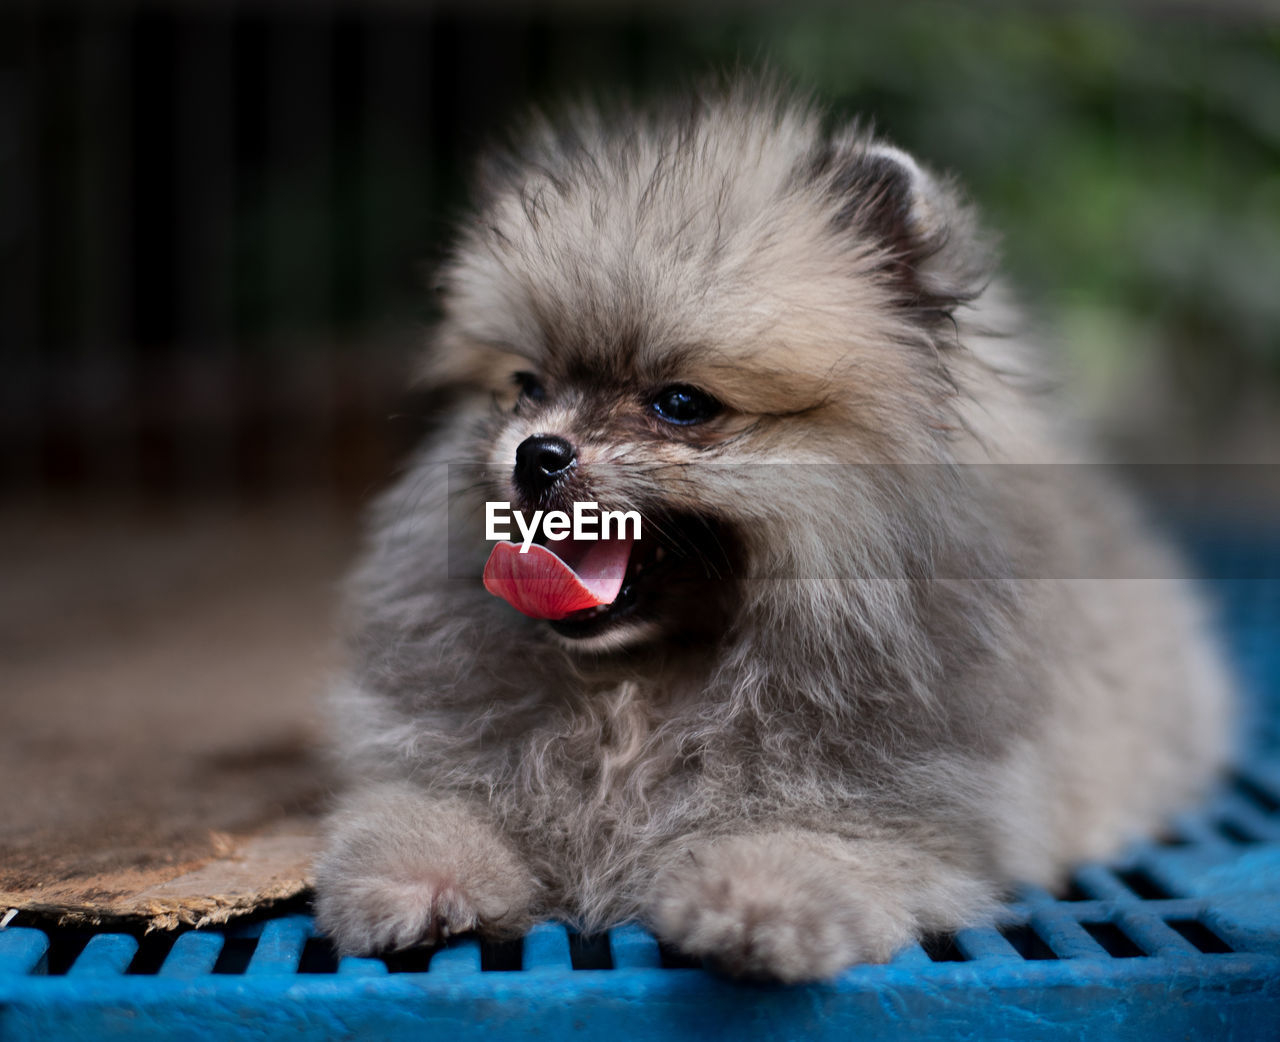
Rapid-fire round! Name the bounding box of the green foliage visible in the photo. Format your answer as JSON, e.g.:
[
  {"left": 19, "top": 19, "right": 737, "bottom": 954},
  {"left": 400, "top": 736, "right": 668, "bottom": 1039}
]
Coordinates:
[{"left": 704, "top": 4, "right": 1280, "bottom": 410}]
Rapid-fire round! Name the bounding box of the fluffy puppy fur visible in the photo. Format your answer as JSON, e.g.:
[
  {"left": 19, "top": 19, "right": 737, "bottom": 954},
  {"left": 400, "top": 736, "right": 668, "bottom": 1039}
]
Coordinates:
[{"left": 313, "top": 81, "right": 1232, "bottom": 982}]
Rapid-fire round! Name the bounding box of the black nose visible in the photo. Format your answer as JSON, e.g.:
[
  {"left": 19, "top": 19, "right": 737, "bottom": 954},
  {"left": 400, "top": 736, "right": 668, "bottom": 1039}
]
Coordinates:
[{"left": 514, "top": 435, "right": 576, "bottom": 495}]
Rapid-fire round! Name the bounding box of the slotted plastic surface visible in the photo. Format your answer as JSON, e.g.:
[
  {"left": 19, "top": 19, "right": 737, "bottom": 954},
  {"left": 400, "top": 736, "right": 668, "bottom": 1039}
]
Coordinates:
[{"left": 2, "top": 530, "right": 1277, "bottom": 1039}]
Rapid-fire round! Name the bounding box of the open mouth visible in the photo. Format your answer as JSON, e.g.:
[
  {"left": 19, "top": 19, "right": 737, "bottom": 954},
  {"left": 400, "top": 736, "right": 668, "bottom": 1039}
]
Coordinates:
[
  {"left": 482, "top": 513, "right": 733, "bottom": 642},
  {"left": 545, "top": 533, "right": 666, "bottom": 639}
]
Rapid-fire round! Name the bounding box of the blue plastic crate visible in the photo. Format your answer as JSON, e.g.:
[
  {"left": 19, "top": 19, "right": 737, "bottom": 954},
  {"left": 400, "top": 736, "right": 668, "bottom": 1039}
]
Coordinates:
[{"left": 2, "top": 530, "right": 1277, "bottom": 1040}]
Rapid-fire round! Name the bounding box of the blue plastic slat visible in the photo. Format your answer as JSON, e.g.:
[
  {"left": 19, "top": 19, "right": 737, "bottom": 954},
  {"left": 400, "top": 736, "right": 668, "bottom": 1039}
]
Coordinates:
[
  {"left": 1012, "top": 883, "right": 1059, "bottom": 907},
  {"left": 1071, "top": 864, "right": 1131, "bottom": 901},
  {"left": 337, "top": 955, "right": 389, "bottom": 976},
  {"left": 522, "top": 922, "right": 573, "bottom": 972},
  {"left": 67, "top": 934, "right": 138, "bottom": 977},
  {"left": 607, "top": 925, "right": 662, "bottom": 969},
  {"left": 1028, "top": 912, "right": 1110, "bottom": 960},
  {"left": 3, "top": 958, "right": 1279, "bottom": 1040},
  {"left": 245, "top": 917, "right": 309, "bottom": 975},
  {"left": 888, "top": 942, "right": 933, "bottom": 967},
  {"left": 1164, "top": 812, "right": 1231, "bottom": 853},
  {"left": 1240, "top": 761, "right": 1280, "bottom": 800},
  {"left": 1130, "top": 852, "right": 1213, "bottom": 905},
  {"left": 1114, "top": 911, "right": 1202, "bottom": 958},
  {"left": 1216, "top": 794, "right": 1280, "bottom": 842},
  {"left": 952, "top": 926, "right": 1021, "bottom": 962},
  {"left": 157, "top": 933, "right": 225, "bottom": 978},
  {"left": 428, "top": 938, "right": 480, "bottom": 977},
  {"left": 0, "top": 930, "right": 49, "bottom": 976}
]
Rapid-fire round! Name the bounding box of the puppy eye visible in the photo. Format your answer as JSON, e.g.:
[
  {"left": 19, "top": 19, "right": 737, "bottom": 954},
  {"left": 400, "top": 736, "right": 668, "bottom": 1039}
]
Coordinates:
[
  {"left": 513, "top": 371, "right": 545, "bottom": 404},
  {"left": 651, "top": 385, "right": 721, "bottom": 425}
]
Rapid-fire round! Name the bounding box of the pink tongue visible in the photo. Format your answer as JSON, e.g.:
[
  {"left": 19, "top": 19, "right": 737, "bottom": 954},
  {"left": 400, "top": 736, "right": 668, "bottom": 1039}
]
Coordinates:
[{"left": 483, "top": 538, "right": 633, "bottom": 620}]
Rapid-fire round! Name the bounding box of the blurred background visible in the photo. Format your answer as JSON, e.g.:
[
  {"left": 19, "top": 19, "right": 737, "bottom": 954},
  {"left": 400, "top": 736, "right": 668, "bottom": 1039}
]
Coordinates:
[
  {"left": 4, "top": 0, "right": 1280, "bottom": 508},
  {"left": 3, "top": 0, "right": 1280, "bottom": 888}
]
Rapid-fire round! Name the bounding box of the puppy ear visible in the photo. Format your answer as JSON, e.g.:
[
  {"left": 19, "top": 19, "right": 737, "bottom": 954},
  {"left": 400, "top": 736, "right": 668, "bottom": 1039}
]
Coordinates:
[{"left": 813, "top": 138, "right": 992, "bottom": 317}]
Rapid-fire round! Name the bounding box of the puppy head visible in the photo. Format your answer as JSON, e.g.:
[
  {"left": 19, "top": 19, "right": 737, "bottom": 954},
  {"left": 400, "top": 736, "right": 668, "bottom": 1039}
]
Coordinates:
[{"left": 427, "top": 84, "right": 992, "bottom": 653}]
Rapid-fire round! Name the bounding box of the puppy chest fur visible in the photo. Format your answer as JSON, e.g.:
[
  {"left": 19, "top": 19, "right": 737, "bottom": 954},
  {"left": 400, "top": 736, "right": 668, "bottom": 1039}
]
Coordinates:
[{"left": 312, "top": 80, "right": 1232, "bottom": 982}]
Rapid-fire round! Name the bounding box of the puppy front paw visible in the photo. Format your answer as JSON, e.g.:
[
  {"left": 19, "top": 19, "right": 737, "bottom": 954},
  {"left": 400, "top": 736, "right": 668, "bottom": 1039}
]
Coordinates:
[
  {"left": 648, "top": 833, "right": 913, "bottom": 983},
  {"left": 313, "top": 869, "right": 491, "bottom": 954},
  {"left": 312, "top": 785, "right": 538, "bottom": 956}
]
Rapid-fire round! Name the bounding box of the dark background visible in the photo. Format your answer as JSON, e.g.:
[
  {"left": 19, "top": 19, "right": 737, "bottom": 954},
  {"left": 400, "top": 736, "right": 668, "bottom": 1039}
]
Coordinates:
[{"left": 3, "top": 0, "right": 1279, "bottom": 508}]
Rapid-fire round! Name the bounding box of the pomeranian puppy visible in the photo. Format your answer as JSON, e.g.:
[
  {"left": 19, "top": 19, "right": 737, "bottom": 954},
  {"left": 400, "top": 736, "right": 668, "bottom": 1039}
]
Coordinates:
[{"left": 313, "top": 81, "right": 1231, "bottom": 981}]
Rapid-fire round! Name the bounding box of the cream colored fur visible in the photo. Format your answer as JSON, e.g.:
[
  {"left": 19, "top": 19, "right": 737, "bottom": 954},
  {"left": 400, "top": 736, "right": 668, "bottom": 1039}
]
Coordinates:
[{"left": 312, "top": 80, "right": 1232, "bottom": 982}]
